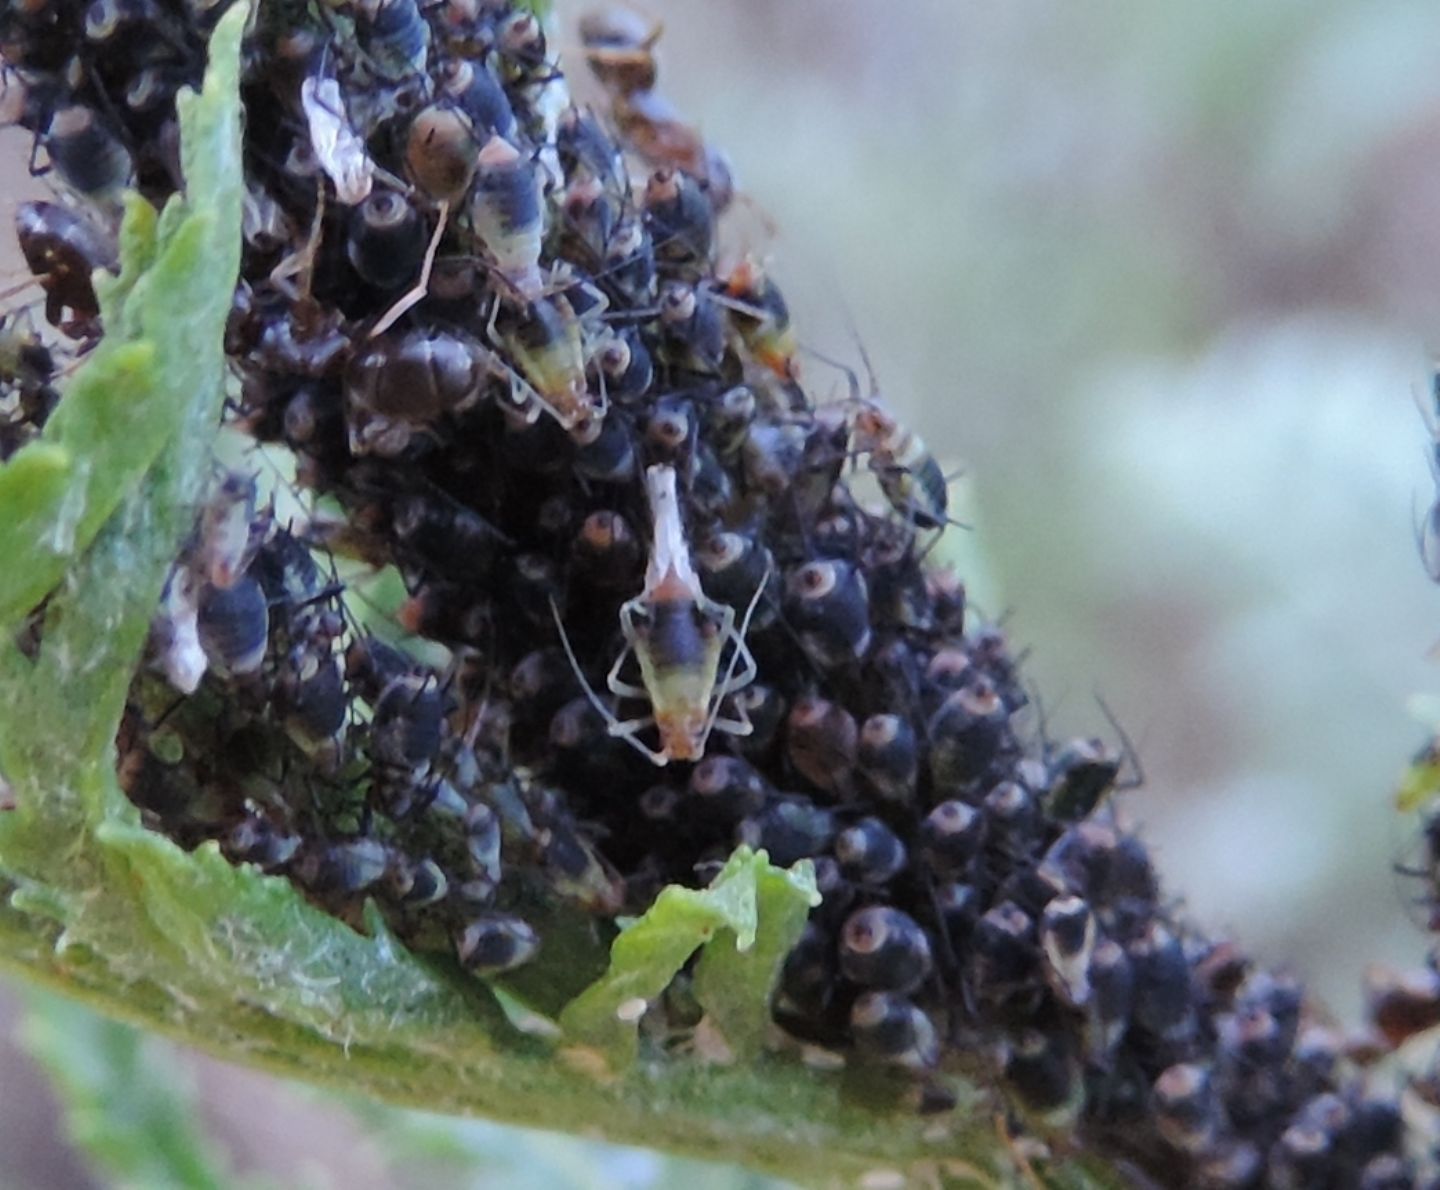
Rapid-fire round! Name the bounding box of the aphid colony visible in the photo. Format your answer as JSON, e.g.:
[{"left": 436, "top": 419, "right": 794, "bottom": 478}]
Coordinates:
[{"left": 4, "top": 1, "right": 1437, "bottom": 1184}]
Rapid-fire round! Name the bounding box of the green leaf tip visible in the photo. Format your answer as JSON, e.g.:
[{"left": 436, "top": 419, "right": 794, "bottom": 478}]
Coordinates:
[
  {"left": 0, "top": 0, "right": 246, "bottom": 635},
  {"left": 559, "top": 846, "right": 819, "bottom": 1070}
]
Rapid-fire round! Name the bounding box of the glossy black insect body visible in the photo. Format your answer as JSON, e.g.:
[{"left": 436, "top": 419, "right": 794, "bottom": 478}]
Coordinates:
[{"left": 838, "top": 906, "right": 933, "bottom": 994}]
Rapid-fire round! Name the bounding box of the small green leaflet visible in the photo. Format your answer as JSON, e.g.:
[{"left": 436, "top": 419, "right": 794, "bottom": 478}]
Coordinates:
[{"left": 559, "top": 847, "right": 819, "bottom": 1070}]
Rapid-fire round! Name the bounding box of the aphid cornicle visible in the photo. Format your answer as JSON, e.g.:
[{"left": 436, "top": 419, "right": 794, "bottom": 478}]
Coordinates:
[{"left": 551, "top": 463, "right": 765, "bottom": 765}]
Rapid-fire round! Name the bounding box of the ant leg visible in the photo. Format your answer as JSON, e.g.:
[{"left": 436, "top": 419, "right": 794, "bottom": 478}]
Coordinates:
[{"left": 370, "top": 199, "right": 449, "bottom": 338}]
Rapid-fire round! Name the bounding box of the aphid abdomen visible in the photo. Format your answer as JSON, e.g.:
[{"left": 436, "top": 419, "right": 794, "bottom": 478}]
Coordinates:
[
  {"left": 196, "top": 576, "right": 269, "bottom": 677},
  {"left": 635, "top": 597, "right": 720, "bottom": 697},
  {"left": 471, "top": 135, "right": 543, "bottom": 298},
  {"left": 630, "top": 591, "right": 724, "bottom": 761}
]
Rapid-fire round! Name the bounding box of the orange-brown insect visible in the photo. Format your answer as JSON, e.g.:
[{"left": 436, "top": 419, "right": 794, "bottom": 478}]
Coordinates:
[
  {"left": 551, "top": 464, "right": 765, "bottom": 764},
  {"left": 578, "top": 5, "right": 733, "bottom": 208}
]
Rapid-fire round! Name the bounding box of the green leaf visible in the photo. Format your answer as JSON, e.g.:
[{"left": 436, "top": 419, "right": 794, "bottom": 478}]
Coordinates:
[
  {"left": 559, "top": 847, "right": 818, "bottom": 1069},
  {"left": 692, "top": 855, "right": 819, "bottom": 1063}
]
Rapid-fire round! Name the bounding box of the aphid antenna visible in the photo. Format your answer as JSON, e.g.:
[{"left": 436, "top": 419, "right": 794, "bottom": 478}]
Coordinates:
[
  {"left": 1092, "top": 690, "right": 1147, "bottom": 793},
  {"left": 547, "top": 594, "right": 669, "bottom": 766},
  {"left": 765, "top": 592, "right": 828, "bottom": 683}
]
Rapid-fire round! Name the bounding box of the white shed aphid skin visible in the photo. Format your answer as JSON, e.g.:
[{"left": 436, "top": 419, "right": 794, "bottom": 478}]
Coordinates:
[
  {"left": 550, "top": 463, "right": 767, "bottom": 765},
  {"left": 300, "top": 74, "right": 375, "bottom": 206}
]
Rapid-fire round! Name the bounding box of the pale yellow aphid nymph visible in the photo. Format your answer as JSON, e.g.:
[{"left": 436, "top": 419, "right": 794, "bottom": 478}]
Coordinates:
[{"left": 551, "top": 463, "right": 766, "bottom": 765}]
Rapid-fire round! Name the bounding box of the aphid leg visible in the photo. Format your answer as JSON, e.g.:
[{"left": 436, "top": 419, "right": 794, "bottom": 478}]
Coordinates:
[
  {"left": 605, "top": 644, "right": 648, "bottom": 700},
  {"left": 483, "top": 297, "right": 575, "bottom": 428},
  {"left": 369, "top": 199, "right": 450, "bottom": 338},
  {"left": 700, "top": 561, "right": 770, "bottom": 744},
  {"left": 548, "top": 595, "right": 666, "bottom": 765},
  {"left": 605, "top": 713, "right": 669, "bottom": 765},
  {"left": 707, "top": 712, "right": 754, "bottom": 739}
]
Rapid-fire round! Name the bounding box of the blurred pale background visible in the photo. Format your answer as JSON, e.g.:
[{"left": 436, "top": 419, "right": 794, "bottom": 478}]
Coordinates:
[{"left": 6, "top": 0, "right": 1440, "bottom": 1183}]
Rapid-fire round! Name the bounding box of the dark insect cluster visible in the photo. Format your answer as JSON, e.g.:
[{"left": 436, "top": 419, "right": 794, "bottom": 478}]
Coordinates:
[{"left": 6, "top": 2, "right": 1440, "bottom": 1184}]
